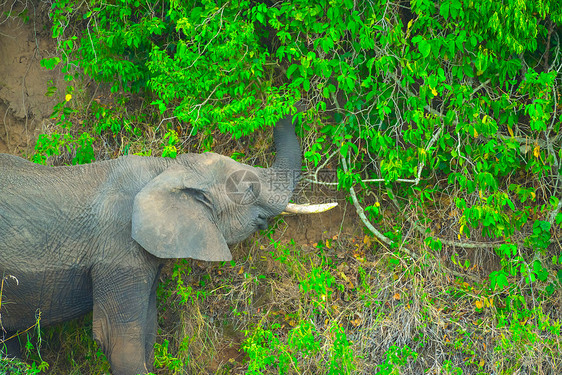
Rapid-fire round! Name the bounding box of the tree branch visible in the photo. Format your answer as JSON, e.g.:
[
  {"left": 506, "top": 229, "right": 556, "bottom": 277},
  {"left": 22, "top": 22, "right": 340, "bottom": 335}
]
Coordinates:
[{"left": 341, "top": 157, "right": 481, "bottom": 282}]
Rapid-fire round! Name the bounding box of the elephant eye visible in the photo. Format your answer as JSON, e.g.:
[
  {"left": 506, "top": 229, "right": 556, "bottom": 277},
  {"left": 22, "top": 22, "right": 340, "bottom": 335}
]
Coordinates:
[{"left": 183, "top": 188, "right": 212, "bottom": 207}]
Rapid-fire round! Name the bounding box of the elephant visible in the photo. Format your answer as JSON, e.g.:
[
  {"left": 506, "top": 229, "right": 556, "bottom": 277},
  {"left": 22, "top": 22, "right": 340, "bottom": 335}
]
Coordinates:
[{"left": 0, "top": 115, "right": 318, "bottom": 374}]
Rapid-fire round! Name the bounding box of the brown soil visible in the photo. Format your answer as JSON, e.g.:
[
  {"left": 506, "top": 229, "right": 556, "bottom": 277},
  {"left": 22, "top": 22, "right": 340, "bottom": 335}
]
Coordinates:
[{"left": 0, "top": 0, "right": 65, "bottom": 155}]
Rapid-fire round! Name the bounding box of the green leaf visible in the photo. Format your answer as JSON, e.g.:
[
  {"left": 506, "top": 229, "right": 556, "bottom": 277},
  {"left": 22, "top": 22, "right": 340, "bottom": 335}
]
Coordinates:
[
  {"left": 490, "top": 270, "right": 509, "bottom": 290},
  {"left": 556, "top": 212, "right": 562, "bottom": 226},
  {"left": 303, "top": 79, "right": 310, "bottom": 92},
  {"left": 40, "top": 57, "right": 61, "bottom": 70},
  {"left": 287, "top": 64, "right": 300, "bottom": 79},
  {"left": 321, "top": 37, "right": 334, "bottom": 53},
  {"left": 418, "top": 39, "right": 431, "bottom": 58},
  {"left": 440, "top": 1, "right": 450, "bottom": 19}
]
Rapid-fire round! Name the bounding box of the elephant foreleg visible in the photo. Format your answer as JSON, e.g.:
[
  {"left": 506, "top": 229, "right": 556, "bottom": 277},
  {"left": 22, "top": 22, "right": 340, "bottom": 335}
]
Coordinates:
[
  {"left": 144, "top": 268, "right": 160, "bottom": 366},
  {"left": 93, "top": 304, "right": 151, "bottom": 375},
  {"left": 91, "top": 266, "right": 159, "bottom": 375}
]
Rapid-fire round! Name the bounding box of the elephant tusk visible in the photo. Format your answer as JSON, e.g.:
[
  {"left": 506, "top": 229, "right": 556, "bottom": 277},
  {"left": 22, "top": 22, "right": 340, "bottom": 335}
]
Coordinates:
[{"left": 282, "top": 202, "right": 338, "bottom": 215}]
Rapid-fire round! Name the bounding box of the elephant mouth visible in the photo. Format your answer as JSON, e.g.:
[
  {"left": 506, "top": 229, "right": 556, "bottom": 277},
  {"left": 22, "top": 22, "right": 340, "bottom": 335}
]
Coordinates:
[{"left": 256, "top": 215, "right": 269, "bottom": 230}]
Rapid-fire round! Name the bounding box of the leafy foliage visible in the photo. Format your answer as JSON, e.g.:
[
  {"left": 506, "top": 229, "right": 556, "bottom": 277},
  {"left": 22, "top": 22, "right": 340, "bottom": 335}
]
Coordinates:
[{"left": 26, "top": 0, "right": 562, "bottom": 373}]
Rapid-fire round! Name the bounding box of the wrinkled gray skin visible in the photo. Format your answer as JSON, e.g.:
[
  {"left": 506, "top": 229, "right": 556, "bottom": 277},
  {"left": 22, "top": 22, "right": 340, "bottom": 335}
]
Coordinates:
[{"left": 0, "top": 115, "right": 301, "bottom": 375}]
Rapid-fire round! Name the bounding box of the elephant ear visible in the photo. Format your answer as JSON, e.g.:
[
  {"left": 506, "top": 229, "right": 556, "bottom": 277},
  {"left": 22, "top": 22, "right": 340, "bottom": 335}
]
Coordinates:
[{"left": 131, "top": 164, "right": 232, "bottom": 261}]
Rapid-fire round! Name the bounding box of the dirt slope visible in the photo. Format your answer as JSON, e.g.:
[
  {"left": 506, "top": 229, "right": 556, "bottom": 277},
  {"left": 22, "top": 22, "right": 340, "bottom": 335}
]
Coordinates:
[{"left": 0, "top": 0, "right": 65, "bottom": 155}]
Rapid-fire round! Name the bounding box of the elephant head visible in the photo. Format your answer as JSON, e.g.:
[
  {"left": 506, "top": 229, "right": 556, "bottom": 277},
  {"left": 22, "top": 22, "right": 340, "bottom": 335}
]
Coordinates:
[{"left": 131, "top": 115, "right": 311, "bottom": 262}]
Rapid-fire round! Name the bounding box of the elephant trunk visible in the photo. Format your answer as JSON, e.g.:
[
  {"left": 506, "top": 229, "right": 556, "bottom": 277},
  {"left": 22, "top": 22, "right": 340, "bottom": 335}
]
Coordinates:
[
  {"left": 271, "top": 115, "right": 302, "bottom": 192},
  {"left": 262, "top": 115, "right": 301, "bottom": 215},
  {"left": 269, "top": 114, "right": 338, "bottom": 215}
]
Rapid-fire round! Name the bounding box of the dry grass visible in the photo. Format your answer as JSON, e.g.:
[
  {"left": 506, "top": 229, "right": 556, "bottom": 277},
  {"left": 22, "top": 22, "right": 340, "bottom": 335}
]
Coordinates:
[{"left": 142, "top": 212, "right": 562, "bottom": 375}]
